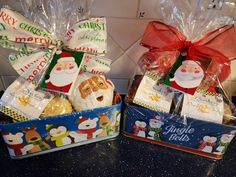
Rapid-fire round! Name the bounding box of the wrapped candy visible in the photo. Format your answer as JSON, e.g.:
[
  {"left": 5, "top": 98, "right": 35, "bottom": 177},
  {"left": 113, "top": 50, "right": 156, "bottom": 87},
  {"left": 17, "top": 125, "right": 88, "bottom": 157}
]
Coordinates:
[
  {"left": 40, "top": 96, "right": 73, "bottom": 118},
  {"left": 132, "top": 72, "right": 175, "bottom": 113},
  {"left": 0, "top": 77, "right": 54, "bottom": 121}
]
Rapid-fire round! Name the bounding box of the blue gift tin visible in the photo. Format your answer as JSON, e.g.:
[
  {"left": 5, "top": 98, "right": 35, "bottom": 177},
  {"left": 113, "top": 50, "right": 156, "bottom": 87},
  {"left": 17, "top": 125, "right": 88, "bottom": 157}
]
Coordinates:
[
  {"left": 0, "top": 98, "right": 122, "bottom": 159},
  {"left": 123, "top": 103, "right": 236, "bottom": 159}
]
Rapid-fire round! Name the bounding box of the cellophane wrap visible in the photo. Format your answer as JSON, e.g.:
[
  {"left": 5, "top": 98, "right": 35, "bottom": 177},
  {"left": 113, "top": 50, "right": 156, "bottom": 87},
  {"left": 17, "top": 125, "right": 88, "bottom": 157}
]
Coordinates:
[
  {"left": 19, "top": 0, "right": 93, "bottom": 40},
  {"left": 0, "top": 0, "right": 107, "bottom": 83},
  {"left": 0, "top": 0, "right": 116, "bottom": 121},
  {"left": 156, "top": 0, "right": 236, "bottom": 42},
  {"left": 127, "top": 0, "right": 236, "bottom": 126}
]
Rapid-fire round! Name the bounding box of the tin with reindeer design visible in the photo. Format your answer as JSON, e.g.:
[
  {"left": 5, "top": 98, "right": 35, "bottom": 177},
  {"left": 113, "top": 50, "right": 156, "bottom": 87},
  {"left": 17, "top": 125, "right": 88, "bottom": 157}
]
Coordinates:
[{"left": 0, "top": 95, "right": 122, "bottom": 159}]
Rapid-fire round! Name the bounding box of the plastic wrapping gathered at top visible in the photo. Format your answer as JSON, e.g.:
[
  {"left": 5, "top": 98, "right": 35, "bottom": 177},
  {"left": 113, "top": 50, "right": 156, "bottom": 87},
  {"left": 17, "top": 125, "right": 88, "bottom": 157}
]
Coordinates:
[
  {"left": 155, "top": 0, "right": 236, "bottom": 42},
  {"left": 0, "top": 0, "right": 94, "bottom": 51},
  {"left": 138, "top": 0, "right": 236, "bottom": 76},
  {"left": 18, "top": 0, "right": 93, "bottom": 40}
]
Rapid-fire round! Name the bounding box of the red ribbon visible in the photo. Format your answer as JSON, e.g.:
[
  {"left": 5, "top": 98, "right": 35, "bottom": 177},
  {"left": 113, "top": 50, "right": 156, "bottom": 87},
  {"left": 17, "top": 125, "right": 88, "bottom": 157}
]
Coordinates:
[{"left": 140, "top": 21, "right": 236, "bottom": 83}]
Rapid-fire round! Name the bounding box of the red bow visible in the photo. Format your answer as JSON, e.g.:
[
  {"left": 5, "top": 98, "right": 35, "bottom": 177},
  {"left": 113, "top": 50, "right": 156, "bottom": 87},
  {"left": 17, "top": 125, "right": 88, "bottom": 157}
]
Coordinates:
[{"left": 140, "top": 21, "right": 236, "bottom": 83}]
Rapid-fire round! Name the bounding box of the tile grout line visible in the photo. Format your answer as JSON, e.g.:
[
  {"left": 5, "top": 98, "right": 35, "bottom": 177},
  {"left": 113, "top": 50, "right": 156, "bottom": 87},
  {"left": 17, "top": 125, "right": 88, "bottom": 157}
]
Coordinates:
[
  {"left": 0, "top": 75, "right": 5, "bottom": 90},
  {"left": 107, "top": 32, "right": 125, "bottom": 64},
  {"left": 136, "top": 0, "right": 141, "bottom": 18}
]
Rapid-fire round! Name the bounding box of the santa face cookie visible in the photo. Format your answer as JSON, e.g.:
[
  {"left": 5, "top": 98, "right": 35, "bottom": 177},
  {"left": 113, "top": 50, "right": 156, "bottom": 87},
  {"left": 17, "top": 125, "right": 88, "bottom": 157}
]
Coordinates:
[{"left": 69, "top": 72, "right": 114, "bottom": 111}]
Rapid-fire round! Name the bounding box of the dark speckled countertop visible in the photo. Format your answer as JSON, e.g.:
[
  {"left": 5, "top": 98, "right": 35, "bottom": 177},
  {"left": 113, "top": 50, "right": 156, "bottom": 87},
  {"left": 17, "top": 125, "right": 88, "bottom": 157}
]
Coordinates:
[
  {"left": 0, "top": 94, "right": 236, "bottom": 177},
  {"left": 0, "top": 134, "right": 236, "bottom": 177}
]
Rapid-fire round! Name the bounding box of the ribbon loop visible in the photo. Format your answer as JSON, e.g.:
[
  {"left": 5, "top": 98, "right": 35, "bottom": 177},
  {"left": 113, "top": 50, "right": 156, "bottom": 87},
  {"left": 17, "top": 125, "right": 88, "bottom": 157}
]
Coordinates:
[
  {"left": 140, "top": 21, "right": 236, "bottom": 83},
  {"left": 0, "top": 7, "right": 108, "bottom": 82}
]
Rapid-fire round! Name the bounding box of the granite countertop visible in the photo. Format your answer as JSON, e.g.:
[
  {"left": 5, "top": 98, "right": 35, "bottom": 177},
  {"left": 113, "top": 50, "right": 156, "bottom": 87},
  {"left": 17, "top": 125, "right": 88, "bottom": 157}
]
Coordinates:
[{"left": 0, "top": 134, "right": 236, "bottom": 177}]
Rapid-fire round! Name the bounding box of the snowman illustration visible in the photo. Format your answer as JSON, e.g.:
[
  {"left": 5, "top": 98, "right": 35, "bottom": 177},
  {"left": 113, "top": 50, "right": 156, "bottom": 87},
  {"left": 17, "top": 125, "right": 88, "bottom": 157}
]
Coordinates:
[
  {"left": 214, "top": 130, "right": 236, "bottom": 154},
  {"left": 147, "top": 116, "right": 164, "bottom": 140},
  {"left": 198, "top": 136, "right": 217, "bottom": 153}
]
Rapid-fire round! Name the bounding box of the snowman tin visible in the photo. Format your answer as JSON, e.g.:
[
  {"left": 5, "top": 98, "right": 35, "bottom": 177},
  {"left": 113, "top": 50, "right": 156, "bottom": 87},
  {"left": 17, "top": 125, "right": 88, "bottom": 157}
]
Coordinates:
[
  {"left": 123, "top": 103, "right": 236, "bottom": 159},
  {"left": 0, "top": 95, "right": 122, "bottom": 159}
]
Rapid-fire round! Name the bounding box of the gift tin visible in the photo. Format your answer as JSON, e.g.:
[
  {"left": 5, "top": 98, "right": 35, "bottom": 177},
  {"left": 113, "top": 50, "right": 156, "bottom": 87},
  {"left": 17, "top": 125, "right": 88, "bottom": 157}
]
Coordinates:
[
  {"left": 123, "top": 103, "right": 236, "bottom": 159},
  {"left": 0, "top": 96, "right": 122, "bottom": 159}
]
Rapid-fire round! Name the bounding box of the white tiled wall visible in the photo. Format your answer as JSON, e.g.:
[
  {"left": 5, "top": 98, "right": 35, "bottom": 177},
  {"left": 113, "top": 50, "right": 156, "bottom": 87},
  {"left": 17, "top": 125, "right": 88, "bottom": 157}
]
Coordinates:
[
  {"left": 91, "top": 0, "right": 139, "bottom": 18},
  {"left": 0, "top": 0, "right": 236, "bottom": 96}
]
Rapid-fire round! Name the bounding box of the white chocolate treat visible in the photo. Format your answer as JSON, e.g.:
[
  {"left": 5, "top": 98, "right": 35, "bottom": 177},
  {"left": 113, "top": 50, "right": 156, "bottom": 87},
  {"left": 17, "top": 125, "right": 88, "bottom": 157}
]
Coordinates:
[{"left": 69, "top": 72, "right": 114, "bottom": 111}]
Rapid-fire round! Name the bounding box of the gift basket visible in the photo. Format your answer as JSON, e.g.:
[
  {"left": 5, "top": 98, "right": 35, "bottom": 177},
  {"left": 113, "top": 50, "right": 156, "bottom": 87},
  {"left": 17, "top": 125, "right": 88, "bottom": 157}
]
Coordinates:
[
  {"left": 123, "top": 0, "right": 236, "bottom": 159},
  {"left": 0, "top": 0, "right": 122, "bottom": 159}
]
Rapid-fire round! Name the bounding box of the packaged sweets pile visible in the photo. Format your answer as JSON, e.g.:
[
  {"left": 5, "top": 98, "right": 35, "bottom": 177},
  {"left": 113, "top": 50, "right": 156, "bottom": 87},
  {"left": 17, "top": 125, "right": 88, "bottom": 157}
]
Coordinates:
[
  {"left": 124, "top": 0, "right": 236, "bottom": 158},
  {"left": 0, "top": 0, "right": 121, "bottom": 158}
]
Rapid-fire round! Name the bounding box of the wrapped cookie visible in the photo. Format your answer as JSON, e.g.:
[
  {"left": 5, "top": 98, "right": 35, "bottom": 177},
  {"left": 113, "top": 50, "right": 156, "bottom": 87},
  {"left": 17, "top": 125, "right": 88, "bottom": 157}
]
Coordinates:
[
  {"left": 126, "top": 75, "right": 143, "bottom": 103},
  {"left": 0, "top": 77, "right": 54, "bottom": 122},
  {"left": 69, "top": 72, "right": 114, "bottom": 111},
  {"left": 133, "top": 72, "right": 175, "bottom": 113},
  {"left": 180, "top": 91, "right": 224, "bottom": 124},
  {"left": 40, "top": 96, "right": 73, "bottom": 118}
]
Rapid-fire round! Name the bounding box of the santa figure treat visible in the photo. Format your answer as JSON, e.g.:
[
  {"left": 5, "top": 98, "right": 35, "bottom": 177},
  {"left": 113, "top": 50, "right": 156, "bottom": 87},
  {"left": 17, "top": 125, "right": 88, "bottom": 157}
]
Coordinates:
[
  {"left": 69, "top": 72, "right": 114, "bottom": 111},
  {"left": 40, "top": 51, "right": 83, "bottom": 95},
  {"left": 164, "top": 59, "right": 205, "bottom": 95}
]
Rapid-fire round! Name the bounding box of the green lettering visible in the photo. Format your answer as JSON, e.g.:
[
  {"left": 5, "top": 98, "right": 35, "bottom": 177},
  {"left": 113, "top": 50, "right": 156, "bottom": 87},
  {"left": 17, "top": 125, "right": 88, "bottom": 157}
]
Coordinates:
[
  {"left": 101, "top": 23, "right": 105, "bottom": 31},
  {"left": 0, "top": 35, "right": 8, "bottom": 40},
  {"left": 19, "top": 22, "right": 25, "bottom": 29},
  {"left": 0, "top": 23, "right": 6, "bottom": 31},
  {"left": 82, "top": 64, "right": 87, "bottom": 71},
  {"left": 19, "top": 22, "right": 44, "bottom": 37},
  {"left": 36, "top": 29, "right": 42, "bottom": 36}
]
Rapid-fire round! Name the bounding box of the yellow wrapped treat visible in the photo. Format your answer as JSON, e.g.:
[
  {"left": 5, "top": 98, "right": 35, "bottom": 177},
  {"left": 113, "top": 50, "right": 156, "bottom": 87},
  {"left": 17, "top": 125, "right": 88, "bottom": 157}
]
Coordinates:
[{"left": 41, "top": 96, "right": 73, "bottom": 118}]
